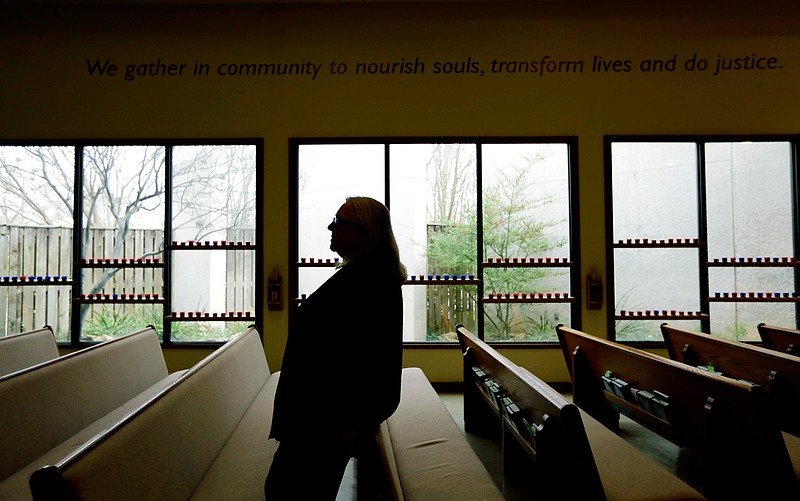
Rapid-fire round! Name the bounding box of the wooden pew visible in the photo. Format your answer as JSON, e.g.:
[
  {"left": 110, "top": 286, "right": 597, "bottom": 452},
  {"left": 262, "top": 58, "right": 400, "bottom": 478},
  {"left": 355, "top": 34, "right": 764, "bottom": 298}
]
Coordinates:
[
  {"left": 556, "top": 324, "right": 800, "bottom": 500},
  {"left": 458, "top": 324, "right": 605, "bottom": 499},
  {"left": 24, "top": 326, "right": 504, "bottom": 501},
  {"left": 661, "top": 323, "right": 800, "bottom": 437},
  {"left": 758, "top": 323, "right": 800, "bottom": 356},
  {"left": 28, "top": 326, "right": 276, "bottom": 501},
  {"left": 0, "top": 326, "right": 59, "bottom": 377},
  {"left": 0, "top": 327, "right": 181, "bottom": 500},
  {"left": 457, "top": 325, "right": 705, "bottom": 501}
]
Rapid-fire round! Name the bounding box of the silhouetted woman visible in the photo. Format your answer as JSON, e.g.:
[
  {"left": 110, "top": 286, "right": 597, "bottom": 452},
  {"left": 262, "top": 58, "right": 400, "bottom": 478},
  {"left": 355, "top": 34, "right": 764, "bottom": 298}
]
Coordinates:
[{"left": 265, "top": 196, "right": 407, "bottom": 500}]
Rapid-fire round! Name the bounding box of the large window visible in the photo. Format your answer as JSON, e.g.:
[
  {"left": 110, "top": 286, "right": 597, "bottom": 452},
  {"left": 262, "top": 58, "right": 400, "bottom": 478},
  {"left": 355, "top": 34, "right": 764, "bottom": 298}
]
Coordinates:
[
  {"left": 607, "top": 137, "right": 799, "bottom": 342},
  {"left": 0, "top": 141, "right": 262, "bottom": 345},
  {"left": 293, "top": 138, "right": 579, "bottom": 343}
]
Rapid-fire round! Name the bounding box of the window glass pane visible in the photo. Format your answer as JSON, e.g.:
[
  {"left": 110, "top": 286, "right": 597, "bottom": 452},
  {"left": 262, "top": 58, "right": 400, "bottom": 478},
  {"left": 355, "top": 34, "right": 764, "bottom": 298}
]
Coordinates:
[
  {"left": 82, "top": 146, "right": 165, "bottom": 238},
  {"left": 170, "top": 145, "right": 257, "bottom": 342},
  {"left": 482, "top": 143, "right": 572, "bottom": 341},
  {"left": 615, "top": 318, "right": 704, "bottom": 342},
  {"left": 0, "top": 146, "right": 75, "bottom": 227},
  {"left": 484, "top": 268, "right": 571, "bottom": 341},
  {"left": 612, "top": 142, "right": 698, "bottom": 240},
  {"left": 706, "top": 142, "right": 793, "bottom": 257},
  {"left": 80, "top": 303, "right": 163, "bottom": 342},
  {"left": 0, "top": 285, "right": 72, "bottom": 340},
  {"left": 81, "top": 229, "right": 164, "bottom": 293},
  {"left": 486, "top": 302, "right": 572, "bottom": 342},
  {"left": 390, "top": 143, "right": 477, "bottom": 341},
  {"left": 610, "top": 142, "right": 702, "bottom": 341},
  {"left": 80, "top": 146, "right": 165, "bottom": 340},
  {"left": 297, "top": 267, "right": 336, "bottom": 300},
  {"left": 170, "top": 248, "right": 255, "bottom": 340},
  {"left": 298, "top": 144, "right": 384, "bottom": 295},
  {"left": 420, "top": 283, "right": 479, "bottom": 342},
  {"left": 706, "top": 141, "right": 795, "bottom": 338},
  {"left": 172, "top": 145, "right": 257, "bottom": 239},
  {"left": 710, "top": 302, "right": 795, "bottom": 342},
  {"left": 709, "top": 266, "right": 795, "bottom": 341},
  {"left": 0, "top": 146, "right": 74, "bottom": 340},
  {"left": 614, "top": 247, "right": 701, "bottom": 341},
  {"left": 483, "top": 144, "right": 570, "bottom": 259},
  {"left": 709, "top": 266, "right": 795, "bottom": 299},
  {"left": 170, "top": 320, "right": 253, "bottom": 343},
  {"left": 614, "top": 248, "right": 701, "bottom": 310}
]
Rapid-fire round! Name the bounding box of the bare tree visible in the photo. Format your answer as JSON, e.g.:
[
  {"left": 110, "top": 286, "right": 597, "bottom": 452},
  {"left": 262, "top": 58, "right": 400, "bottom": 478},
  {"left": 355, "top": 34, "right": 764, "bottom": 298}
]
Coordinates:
[
  {"left": 82, "top": 145, "right": 165, "bottom": 257},
  {"left": 426, "top": 144, "right": 476, "bottom": 224},
  {"left": 0, "top": 146, "right": 74, "bottom": 226},
  {"left": 171, "top": 145, "right": 256, "bottom": 241}
]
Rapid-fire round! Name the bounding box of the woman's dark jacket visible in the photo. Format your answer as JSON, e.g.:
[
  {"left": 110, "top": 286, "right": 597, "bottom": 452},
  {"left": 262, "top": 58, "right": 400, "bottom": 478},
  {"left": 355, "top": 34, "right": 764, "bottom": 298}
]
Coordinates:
[{"left": 269, "top": 259, "right": 404, "bottom": 440}]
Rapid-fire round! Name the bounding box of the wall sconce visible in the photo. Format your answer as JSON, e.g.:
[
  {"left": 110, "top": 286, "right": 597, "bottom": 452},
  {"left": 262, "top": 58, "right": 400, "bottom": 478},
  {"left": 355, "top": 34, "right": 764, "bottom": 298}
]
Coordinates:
[
  {"left": 586, "top": 267, "right": 603, "bottom": 310},
  {"left": 267, "top": 265, "right": 283, "bottom": 311}
]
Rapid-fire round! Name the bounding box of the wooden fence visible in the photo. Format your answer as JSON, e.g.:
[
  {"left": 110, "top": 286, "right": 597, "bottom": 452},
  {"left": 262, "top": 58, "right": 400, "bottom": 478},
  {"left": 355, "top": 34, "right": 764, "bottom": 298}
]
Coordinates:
[
  {"left": 0, "top": 225, "right": 72, "bottom": 339},
  {"left": 224, "top": 228, "right": 256, "bottom": 317},
  {"left": 0, "top": 225, "right": 255, "bottom": 340},
  {"left": 426, "top": 283, "right": 478, "bottom": 340}
]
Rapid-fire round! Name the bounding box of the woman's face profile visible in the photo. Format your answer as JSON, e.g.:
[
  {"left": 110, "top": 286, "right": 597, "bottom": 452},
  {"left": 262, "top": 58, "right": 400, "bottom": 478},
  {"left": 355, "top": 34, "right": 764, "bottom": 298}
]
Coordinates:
[{"left": 328, "top": 202, "right": 366, "bottom": 258}]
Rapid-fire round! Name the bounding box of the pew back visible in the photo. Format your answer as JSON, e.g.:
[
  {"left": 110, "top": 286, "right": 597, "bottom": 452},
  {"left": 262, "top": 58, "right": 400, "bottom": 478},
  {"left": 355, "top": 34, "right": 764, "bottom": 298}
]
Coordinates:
[
  {"left": 0, "top": 326, "right": 59, "bottom": 377},
  {"left": 758, "top": 323, "right": 800, "bottom": 356},
  {"left": 0, "top": 327, "right": 168, "bottom": 483},
  {"left": 556, "top": 325, "right": 799, "bottom": 500},
  {"left": 457, "top": 325, "right": 606, "bottom": 500},
  {"left": 661, "top": 323, "right": 800, "bottom": 436}
]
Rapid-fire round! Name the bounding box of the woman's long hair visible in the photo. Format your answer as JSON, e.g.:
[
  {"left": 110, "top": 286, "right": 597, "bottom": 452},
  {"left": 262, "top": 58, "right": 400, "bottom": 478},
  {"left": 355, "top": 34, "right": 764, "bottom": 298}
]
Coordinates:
[{"left": 341, "top": 196, "right": 407, "bottom": 284}]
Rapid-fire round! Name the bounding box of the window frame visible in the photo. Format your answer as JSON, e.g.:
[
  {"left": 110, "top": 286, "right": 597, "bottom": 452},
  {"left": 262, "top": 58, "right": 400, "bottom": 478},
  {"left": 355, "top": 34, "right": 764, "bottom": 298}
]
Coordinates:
[
  {"left": 605, "top": 134, "right": 800, "bottom": 344},
  {"left": 0, "top": 138, "right": 263, "bottom": 348},
  {"left": 290, "top": 136, "right": 581, "bottom": 346}
]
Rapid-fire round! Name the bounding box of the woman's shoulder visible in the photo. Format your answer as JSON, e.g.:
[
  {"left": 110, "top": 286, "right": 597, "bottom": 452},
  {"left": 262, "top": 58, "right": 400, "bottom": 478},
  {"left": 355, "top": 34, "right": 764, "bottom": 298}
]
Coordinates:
[{"left": 347, "top": 260, "right": 403, "bottom": 285}]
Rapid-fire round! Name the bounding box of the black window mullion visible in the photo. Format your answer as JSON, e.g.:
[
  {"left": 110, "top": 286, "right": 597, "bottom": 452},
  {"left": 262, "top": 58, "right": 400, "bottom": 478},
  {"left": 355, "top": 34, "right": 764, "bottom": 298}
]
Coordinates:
[
  {"left": 697, "top": 142, "right": 711, "bottom": 333},
  {"left": 791, "top": 140, "right": 800, "bottom": 328},
  {"left": 384, "top": 143, "right": 391, "bottom": 209},
  {"left": 71, "top": 146, "right": 84, "bottom": 345},
  {"left": 162, "top": 145, "right": 173, "bottom": 344},
  {"left": 475, "top": 143, "right": 484, "bottom": 340},
  {"left": 604, "top": 139, "right": 617, "bottom": 340},
  {"left": 288, "top": 140, "right": 300, "bottom": 339},
  {"left": 567, "top": 138, "right": 582, "bottom": 331}
]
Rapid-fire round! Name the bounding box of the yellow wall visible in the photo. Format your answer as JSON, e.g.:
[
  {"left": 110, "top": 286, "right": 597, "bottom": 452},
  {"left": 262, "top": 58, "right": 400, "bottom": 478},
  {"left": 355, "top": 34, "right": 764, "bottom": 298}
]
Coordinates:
[{"left": 4, "top": 1, "right": 799, "bottom": 382}]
